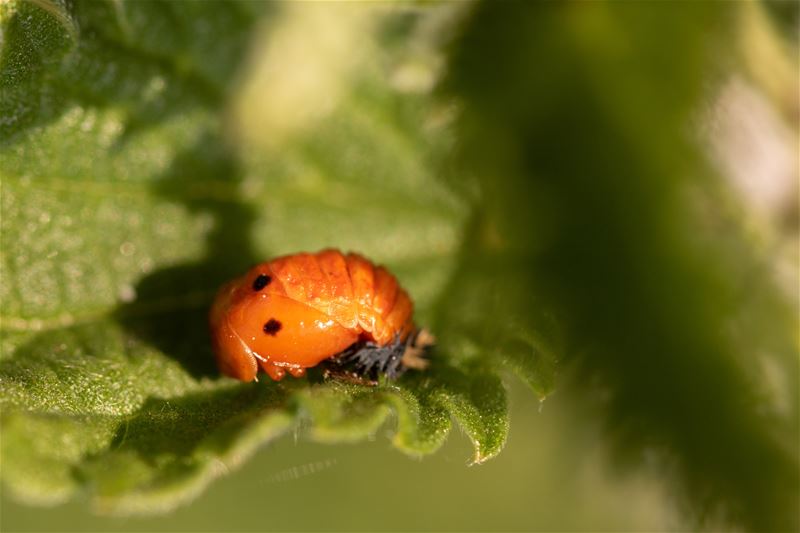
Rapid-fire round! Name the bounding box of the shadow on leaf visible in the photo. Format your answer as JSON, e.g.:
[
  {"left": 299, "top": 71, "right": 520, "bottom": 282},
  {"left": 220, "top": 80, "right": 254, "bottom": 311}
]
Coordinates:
[{"left": 113, "top": 130, "right": 263, "bottom": 381}]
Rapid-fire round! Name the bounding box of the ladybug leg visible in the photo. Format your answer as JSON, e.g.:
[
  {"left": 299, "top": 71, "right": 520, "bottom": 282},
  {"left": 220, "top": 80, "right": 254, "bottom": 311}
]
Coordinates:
[
  {"left": 257, "top": 358, "right": 306, "bottom": 381},
  {"left": 258, "top": 359, "right": 286, "bottom": 381},
  {"left": 287, "top": 366, "right": 306, "bottom": 378}
]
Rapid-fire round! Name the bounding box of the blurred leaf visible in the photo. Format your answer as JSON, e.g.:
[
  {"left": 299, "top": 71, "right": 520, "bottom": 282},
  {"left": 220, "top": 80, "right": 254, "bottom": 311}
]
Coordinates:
[
  {"left": 0, "top": 0, "right": 517, "bottom": 515},
  {"left": 448, "top": 2, "right": 799, "bottom": 532}
]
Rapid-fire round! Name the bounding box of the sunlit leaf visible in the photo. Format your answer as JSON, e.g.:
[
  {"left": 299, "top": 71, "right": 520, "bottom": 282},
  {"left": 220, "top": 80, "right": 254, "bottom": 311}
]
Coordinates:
[{"left": 0, "top": 0, "right": 521, "bottom": 515}]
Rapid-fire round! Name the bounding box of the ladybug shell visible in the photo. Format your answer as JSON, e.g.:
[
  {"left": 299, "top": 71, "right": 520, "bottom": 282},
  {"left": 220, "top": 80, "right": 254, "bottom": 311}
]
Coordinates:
[{"left": 209, "top": 249, "right": 415, "bottom": 382}]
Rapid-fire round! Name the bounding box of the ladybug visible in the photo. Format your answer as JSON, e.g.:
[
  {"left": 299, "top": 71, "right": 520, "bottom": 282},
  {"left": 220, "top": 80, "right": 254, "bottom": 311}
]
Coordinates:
[{"left": 209, "top": 249, "right": 433, "bottom": 382}]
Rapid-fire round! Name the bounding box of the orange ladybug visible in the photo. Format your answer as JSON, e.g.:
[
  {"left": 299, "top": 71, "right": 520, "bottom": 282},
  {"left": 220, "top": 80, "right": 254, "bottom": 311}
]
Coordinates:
[{"left": 209, "top": 249, "right": 432, "bottom": 382}]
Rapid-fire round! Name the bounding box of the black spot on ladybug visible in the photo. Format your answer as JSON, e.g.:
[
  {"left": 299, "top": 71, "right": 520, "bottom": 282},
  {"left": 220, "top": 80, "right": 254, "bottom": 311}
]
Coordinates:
[
  {"left": 263, "top": 318, "right": 282, "bottom": 336},
  {"left": 253, "top": 274, "right": 271, "bottom": 291}
]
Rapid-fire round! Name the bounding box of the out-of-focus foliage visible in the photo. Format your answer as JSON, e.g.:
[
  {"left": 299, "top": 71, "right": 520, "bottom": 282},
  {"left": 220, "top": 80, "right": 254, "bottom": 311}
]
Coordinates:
[
  {"left": 447, "top": 2, "right": 798, "bottom": 531},
  {"left": 1, "top": 0, "right": 797, "bottom": 531}
]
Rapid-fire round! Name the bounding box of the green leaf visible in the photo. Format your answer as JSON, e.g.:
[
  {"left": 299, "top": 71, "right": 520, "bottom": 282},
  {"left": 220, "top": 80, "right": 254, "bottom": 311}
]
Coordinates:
[{"left": 0, "top": 0, "right": 524, "bottom": 515}]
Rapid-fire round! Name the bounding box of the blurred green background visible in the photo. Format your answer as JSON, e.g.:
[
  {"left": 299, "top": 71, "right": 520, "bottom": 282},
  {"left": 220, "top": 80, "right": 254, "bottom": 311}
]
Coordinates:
[{"left": 1, "top": 1, "right": 797, "bottom": 532}]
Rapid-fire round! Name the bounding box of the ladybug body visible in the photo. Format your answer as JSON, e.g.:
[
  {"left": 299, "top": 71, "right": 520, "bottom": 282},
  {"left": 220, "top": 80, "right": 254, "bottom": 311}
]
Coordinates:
[{"left": 210, "top": 249, "right": 430, "bottom": 382}]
